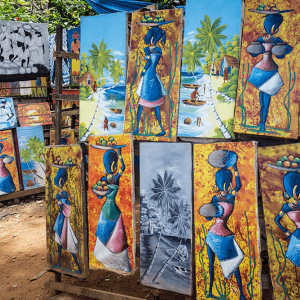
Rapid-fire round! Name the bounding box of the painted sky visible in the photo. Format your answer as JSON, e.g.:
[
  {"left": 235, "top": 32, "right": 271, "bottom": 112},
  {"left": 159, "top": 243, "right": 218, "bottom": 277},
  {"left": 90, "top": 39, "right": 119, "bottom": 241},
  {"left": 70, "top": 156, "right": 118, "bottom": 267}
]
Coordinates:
[{"left": 17, "top": 125, "right": 44, "bottom": 150}]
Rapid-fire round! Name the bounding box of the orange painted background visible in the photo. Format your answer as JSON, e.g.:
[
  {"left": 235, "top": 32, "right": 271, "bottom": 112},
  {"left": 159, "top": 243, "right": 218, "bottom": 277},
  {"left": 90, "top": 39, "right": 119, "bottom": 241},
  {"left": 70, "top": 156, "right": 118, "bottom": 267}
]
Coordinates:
[
  {"left": 50, "top": 129, "right": 75, "bottom": 145},
  {"left": 194, "top": 142, "right": 260, "bottom": 299},
  {"left": 234, "top": 0, "right": 300, "bottom": 138},
  {"left": 88, "top": 134, "right": 135, "bottom": 271},
  {"left": 0, "top": 130, "right": 20, "bottom": 193},
  {"left": 258, "top": 144, "right": 300, "bottom": 300}
]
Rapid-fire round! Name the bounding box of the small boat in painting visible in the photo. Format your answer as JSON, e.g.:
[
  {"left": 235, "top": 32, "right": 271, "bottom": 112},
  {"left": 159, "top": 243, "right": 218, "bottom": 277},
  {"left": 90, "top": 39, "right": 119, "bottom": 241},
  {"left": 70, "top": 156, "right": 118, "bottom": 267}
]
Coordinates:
[
  {"left": 173, "top": 265, "right": 191, "bottom": 277},
  {"left": 182, "top": 83, "right": 201, "bottom": 89},
  {"left": 182, "top": 99, "right": 205, "bottom": 106},
  {"left": 110, "top": 108, "right": 123, "bottom": 114}
]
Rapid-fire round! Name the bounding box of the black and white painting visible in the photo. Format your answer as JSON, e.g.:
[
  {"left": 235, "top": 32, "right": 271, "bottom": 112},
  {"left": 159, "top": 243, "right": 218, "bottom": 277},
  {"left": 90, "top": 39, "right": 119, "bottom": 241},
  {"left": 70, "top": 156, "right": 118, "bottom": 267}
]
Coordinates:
[
  {"left": 140, "top": 142, "right": 192, "bottom": 295},
  {"left": 0, "top": 21, "right": 49, "bottom": 81}
]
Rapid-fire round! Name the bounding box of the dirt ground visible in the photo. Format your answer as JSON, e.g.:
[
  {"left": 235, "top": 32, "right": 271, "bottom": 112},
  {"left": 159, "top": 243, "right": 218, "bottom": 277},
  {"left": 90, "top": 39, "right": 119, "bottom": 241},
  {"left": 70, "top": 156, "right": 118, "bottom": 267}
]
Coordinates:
[{"left": 0, "top": 198, "right": 273, "bottom": 300}]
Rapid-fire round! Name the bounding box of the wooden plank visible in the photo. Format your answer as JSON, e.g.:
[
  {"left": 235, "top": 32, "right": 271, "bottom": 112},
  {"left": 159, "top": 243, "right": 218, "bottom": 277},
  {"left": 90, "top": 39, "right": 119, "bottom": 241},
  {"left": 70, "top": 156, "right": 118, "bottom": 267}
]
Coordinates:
[
  {"left": 51, "top": 108, "right": 79, "bottom": 117},
  {"left": 44, "top": 280, "right": 145, "bottom": 300},
  {"left": 0, "top": 187, "right": 45, "bottom": 202},
  {"left": 53, "top": 51, "right": 80, "bottom": 60},
  {"left": 53, "top": 94, "right": 79, "bottom": 101}
]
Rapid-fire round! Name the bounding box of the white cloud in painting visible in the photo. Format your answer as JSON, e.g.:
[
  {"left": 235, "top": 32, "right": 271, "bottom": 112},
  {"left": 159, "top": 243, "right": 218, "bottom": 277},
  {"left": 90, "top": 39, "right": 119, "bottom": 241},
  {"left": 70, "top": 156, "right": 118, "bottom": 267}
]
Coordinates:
[
  {"left": 113, "top": 50, "right": 124, "bottom": 56},
  {"left": 188, "top": 31, "right": 196, "bottom": 35}
]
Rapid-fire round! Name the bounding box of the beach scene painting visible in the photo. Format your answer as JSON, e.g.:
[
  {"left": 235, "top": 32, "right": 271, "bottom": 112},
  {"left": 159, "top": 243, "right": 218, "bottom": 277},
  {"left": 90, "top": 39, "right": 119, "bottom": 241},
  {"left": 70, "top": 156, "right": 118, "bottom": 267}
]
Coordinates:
[
  {"left": 234, "top": 0, "right": 300, "bottom": 139},
  {"left": 258, "top": 144, "right": 300, "bottom": 300},
  {"left": 178, "top": 0, "right": 241, "bottom": 138},
  {"left": 0, "top": 97, "right": 17, "bottom": 130},
  {"left": 79, "top": 13, "right": 127, "bottom": 141},
  {"left": 194, "top": 142, "right": 261, "bottom": 300},
  {"left": 140, "top": 142, "right": 192, "bottom": 294},
  {"left": 16, "top": 125, "right": 45, "bottom": 189},
  {"left": 123, "top": 9, "right": 183, "bottom": 142}
]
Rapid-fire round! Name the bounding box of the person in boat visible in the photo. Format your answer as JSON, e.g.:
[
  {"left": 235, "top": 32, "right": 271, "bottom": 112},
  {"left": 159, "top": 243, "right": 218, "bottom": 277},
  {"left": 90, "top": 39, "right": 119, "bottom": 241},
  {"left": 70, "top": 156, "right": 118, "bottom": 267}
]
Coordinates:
[
  {"left": 274, "top": 172, "right": 300, "bottom": 268},
  {"left": 191, "top": 87, "right": 199, "bottom": 100},
  {"left": 133, "top": 26, "right": 168, "bottom": 137},
  {"left": 247, "top": 5, "right": 292, "bottom": 131},
  {"left": 104, "top": 116, "right": 108, "bottom": 131},
  {"left": 93, "top": 147, "right": 131, "bottom": 272},
  {"left": 53, "top": 166, "right": 82, "bottom": 273},
  {"left": 203, "top": 160, "right": 246, "bottom": 299},
  {"left": 0, "top": 139, "right": 16, "bottom": 195}
]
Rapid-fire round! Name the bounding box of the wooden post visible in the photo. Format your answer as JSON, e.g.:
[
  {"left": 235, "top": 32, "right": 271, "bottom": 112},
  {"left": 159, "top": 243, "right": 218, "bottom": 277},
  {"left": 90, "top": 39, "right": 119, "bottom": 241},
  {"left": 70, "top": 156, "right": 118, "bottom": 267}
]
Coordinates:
[{"left": 55, "top": 24, "right": 63, "bottom": 145}]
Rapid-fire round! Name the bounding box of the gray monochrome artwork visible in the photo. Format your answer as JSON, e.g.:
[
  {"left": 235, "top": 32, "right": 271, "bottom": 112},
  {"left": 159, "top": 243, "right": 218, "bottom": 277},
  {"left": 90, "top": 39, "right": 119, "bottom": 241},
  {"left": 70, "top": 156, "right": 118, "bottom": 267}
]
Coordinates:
[
  {"left": 140, "top": 142, "right": 192, "bottom": 295},
  {"left": 0, "top": 21, "right": 50, "bottom": 81}
]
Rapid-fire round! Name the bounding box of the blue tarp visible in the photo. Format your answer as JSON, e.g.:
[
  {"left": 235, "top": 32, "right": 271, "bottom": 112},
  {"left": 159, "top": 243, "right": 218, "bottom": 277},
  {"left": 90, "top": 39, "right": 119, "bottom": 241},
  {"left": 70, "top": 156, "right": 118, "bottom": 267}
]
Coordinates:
[{"left": 85, "top": 0, "right": 152, "bottom": 14}]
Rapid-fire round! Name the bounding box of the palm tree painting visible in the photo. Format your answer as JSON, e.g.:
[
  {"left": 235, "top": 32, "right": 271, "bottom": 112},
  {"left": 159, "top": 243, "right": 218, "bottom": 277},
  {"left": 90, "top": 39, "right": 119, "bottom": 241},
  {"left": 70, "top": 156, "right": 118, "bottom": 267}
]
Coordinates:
[
  {"left": 140, "top": 143, "right": 192, "bottom": 295},
  {"left": 109, "top": 60, "right": 124, "bottom": 85}
]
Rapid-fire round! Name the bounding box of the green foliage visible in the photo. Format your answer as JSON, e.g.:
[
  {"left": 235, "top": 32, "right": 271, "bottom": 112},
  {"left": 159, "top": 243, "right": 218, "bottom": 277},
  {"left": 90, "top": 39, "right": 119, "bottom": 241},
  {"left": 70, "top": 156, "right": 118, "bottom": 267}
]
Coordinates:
[
  {"left": 86, "top": 85, "right": 93, "bottom": 98},
  {"left": 79, "top": 122, "right": 87, "bottom": 139},
  {"left": 182, "top": 41, "right": 205, "bottom": 74},
  {"left": 109, "top": 59, "right": 124, "bottom": 85},
  {"left": 217, "top": 68, "right": 239, "bottom": 100},
  {"left": 79, "top": 85, "right": 86, "bottom": 101},
  {"left": 213, "top": 118, "right": 234, "bottom": 138},
  {"left": 80, "top": 53, "right": 88, "bottom": 75}
]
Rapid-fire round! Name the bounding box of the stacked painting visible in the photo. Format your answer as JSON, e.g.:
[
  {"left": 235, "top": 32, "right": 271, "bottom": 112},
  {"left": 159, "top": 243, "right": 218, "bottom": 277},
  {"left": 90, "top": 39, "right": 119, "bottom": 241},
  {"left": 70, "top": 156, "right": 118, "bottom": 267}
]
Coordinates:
[
  {"left": 178, "top": 0, "right": 241, "bottom": 139},
  {"left": 234, "top": 0, "right": 300, "bottom": 138},
  {"left": 68, "top": 28, "right": 81, "bottom": 86},
  {"left": 45, "top": 144, "right": 89, "bottom": 277},
  {"left": 50, "top": 129, "right": 75, "bottom": 145},
  {"left": 0, "top": 98, "right": 17, "bottom": 130},
  {"left": 0, "top": 130, "right": 20, "bottom": 195},
  {"left": 88, "top": 134, "right": 135, "bottom": 273},
  {"left": 79, "top": 13, "right": 127, "bottom": 141},
  {"left": 123, "top": 9, "right": 183, "bottom": 142},
  {"left": 140, "top": 142, "right": 192, "bottom": 295},
  {"left": 16, "top": 126, "right": 45, "bottom": 189},
  {"left": 0, "top": 82, "right": 20, "bottom": 97},
  {"left": 194, "top": 141, "right": 261, "bottom": 300},
  {"left": 258, "top": 144, "right": 300, "bottom": 300},
  {"left": 31, "top": 77, "right": 47, "bottom": 97}
]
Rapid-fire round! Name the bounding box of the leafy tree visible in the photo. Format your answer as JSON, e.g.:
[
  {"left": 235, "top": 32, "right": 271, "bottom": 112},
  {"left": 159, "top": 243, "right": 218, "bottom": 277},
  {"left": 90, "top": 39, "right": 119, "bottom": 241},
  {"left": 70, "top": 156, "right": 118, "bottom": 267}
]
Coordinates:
[
  {"left": 86, "top": 85, "right": 93, "bottom": 97},
  {"left": 109, "top": 59, "right": 124, "bottom": 85},
  {"left": 80, "top": 53, "right": 88, "bottom": 75},
  {"left": 80, "top": 82, "right": 87, "bottom": 101},
  {"left": 218, "top": 68, "right": 239, "bottom": 100},
  {"left": 182, "top": 41, "right": 205, "bottom": 74},
  {"left": 213, "top": 118, "right": 234, "bottom": 138}
]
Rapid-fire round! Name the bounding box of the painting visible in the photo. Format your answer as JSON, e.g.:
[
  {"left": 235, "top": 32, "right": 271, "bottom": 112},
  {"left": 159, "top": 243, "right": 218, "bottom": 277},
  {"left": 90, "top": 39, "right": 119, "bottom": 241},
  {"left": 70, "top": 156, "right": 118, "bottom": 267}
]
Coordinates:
[
  {"left": 16, "top": 125, "right": 45, "bottom": 189},
  {"left": 31, "top": 77, "right": 47, "bottom": 97},
  {"left": 123, "top": 9, "right": 183, "bottom": 142},
  {"left": 234, "top": 0, "right": 300, "bottom": 139},
  {"left": 45, "top": 144, "right": 89, "bottom": 278},
  {"left": 0, "top": 81, "right": 20, "bottom": 97},
  {"left": 194, "top": 141, "right": 261, "bottom": 300},
  {"left": 18, "top": 102, "right": 52, "bottom": 127},
  {"left": 68, "top": 28, "right": 80, "bottom": 86},
  {"left": 19, "top": 80, "right": 32, "bottom": 96},
  {"left": 140, "top": 142, "right": 192, "bottom": 294},
  {"left": 258, "top": 143, "right": 300, "bottom": 299},
  {"left": 49, "top": 29, "right": 70, "bottom": 87},
  {"left": 0, "top": 130, "right": 20, "bottom": 195},
  {"left": 88, "top": 134, "right": 135, "bottom": 273},
  {"left": 0, "top": 97, "right": 17, "bottom": 130},
  {"left": 178, "top": 0, "right": 241, "bottom": 139},
  {"left": 0, "top": 21, "right": 50, "bottom": 81},
  {"left": 79, "top": 13, "right": 127, "bottom": 141},
  {"left": 50, "top": 129, "right": 75, "bottom": 145}
]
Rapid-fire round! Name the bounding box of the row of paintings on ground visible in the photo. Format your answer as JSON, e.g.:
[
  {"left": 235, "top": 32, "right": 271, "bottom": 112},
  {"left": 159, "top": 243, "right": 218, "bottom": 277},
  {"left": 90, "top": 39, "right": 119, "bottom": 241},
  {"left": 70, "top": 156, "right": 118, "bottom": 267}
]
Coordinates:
[
  {"left": 79, "top": 0, "right": 300, "bottom": 141},
  {"left": 44, "top": 134, "right": 300, "bottom": 300}
]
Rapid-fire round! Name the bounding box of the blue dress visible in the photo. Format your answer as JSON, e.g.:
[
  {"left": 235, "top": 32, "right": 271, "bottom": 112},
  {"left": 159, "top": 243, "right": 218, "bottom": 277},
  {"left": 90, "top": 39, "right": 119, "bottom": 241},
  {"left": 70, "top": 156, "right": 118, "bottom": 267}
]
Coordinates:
[
  {"left": 0, "top": 155, "right": 16, "bottom": 194},
  {"left": 54, "top": 192, "right": 69, "bottom": 237},
  {"left": 136, "top": 46, "right": 167, "bottom": 107}
]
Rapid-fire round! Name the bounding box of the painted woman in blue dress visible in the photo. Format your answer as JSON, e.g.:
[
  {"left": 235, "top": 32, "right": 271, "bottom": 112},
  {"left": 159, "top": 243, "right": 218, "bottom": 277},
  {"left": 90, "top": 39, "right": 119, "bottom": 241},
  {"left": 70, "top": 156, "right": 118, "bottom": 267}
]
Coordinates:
[
  {"left": 247, "top": 6, "right": 293, "bottom": 131},
  {"left": 133, "top": 26, "right": 168, "bottom": 136},
  {"left": 275, "top": 172, "right": 300, "bottom": 267},
  {"left": 53, "top": 167, "right": 82, "bottom": 273}
]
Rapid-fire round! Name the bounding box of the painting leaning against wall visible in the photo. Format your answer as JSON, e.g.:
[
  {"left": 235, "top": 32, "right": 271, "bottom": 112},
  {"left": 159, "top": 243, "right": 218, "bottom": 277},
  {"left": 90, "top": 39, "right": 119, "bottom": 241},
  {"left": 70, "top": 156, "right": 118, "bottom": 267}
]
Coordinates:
[
  {"left": 258, "top": 143, "right": 300, "bottom": 300},
  {"left": 79, "top": 13, "right": 127, "bottom": 141},
  {"left": 45, "top": 144, "right": 89, "bottom": 278},
  {"left": 139, "top": 142, "right": 193, "bottom": 295},
  {"left": 194, "top": 141, "right": 261, "bottom": 300},
  {"left": 123, "top": 9, "right": 183, "bottom": 142},
  {"left": 0, "top": 97, "right": 17, "bottom": 130}
]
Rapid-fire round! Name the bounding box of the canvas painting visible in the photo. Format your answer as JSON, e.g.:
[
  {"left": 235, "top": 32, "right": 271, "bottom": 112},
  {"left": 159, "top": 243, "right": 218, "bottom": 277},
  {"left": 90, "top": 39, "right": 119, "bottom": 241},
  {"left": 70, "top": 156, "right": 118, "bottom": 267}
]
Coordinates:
[
  {"left": 50, "top": 129, "right": 75, "bottom": 145},
  {"left": 45, "top": 144, "right": 89, "bottom": 278},
  {"left": 234, "top": 0, "right": 300, "bottom": 139},
  {"left": 88, "top": 134, "right": 135, "bottom": 273},
  {"left": 31, "top": 77, "right": 47, "bottom": 97},
  {"left": 258, "top": 144, "right": 300, "bottom": 299},
  {"left": 0, "top": 81, "right": 20, "bottom": 97},
  {"left": 178, "top": 0, "right": 241, "bottom": 139},
  {"left": 123, "top": 9, "right": 183, "bottom": 142},
  {"left": 49, "top": 29, "right": 70, "bottom": 87},
  {"left": 194, "top": 141, "right": 261, "bottom": 300},
  {"left": 0, "top": 21, "right": 50, "bottom": 81},
  {"left": 19, "top": 80, "right": 32, "bottom": 96},
  {"left": 16, "top": 125, "right": 45, "bottom": 189},
  {"left": 18, "top": 102, "right": 52, "bottom": 127},
  {"left": 68, "top": 28, "right": 80, "bottom": 86},
  {"left": 0, "top": 130, "right": 20, "bottom": 195},
  {"left": 79, "top": 13, "right": 127, "bottom": 141},
  {"left": 0, "top": 97, "right": 17, "bottom": 130},
  {"left": 140, "top": 142, "right": 192, "bottom": 294}
]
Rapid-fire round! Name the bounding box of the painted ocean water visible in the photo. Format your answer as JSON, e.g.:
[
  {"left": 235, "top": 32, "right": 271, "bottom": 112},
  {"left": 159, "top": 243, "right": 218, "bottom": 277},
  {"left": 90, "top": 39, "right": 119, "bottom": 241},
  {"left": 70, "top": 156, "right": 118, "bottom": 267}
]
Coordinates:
[{"left": 21, "top": 160, "right": 45, "bottom": 189}]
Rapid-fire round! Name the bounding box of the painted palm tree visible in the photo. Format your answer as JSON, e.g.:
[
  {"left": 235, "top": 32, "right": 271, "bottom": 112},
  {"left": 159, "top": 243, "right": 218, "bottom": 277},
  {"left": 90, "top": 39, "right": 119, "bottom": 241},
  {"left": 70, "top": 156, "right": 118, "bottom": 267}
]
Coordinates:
[
  {"left": 141, "top": 171, "right": 181, "bottom": 281},
  {"left": 152, "top": 200, "right": 191, "bottom": 283},
  {"left": 109, "top": 59, "right": 124, "bottom": 85},
  {"left": 26, "top": 136, "right": 45, "bottom": 172},
  {"left": 182, "top": 41, "right": 205, "bottom": 74},
  {"left": 20, "top": 147, "right": 44, "bottom": 180},
  {"left": 195, "top": 15, "right": 232, "bottom": 138}
]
